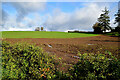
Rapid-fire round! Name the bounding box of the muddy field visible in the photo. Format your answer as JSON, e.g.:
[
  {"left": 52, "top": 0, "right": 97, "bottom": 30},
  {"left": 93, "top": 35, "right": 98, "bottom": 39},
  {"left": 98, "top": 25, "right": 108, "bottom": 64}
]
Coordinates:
[{"left": 3, "top": 35, "right": 120, "bottom": 71}]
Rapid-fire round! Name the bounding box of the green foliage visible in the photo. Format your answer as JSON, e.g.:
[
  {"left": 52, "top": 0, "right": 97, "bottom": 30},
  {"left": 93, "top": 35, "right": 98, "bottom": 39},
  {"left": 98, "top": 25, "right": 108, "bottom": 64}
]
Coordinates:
[
  {"left": 92, "top": 22, "right": 103, "bottom": 34},
  {"left": 115, "top": 27, "right": 120, "bottom": 33},
  {"left": 69, "top": 52, "right": 120, "bottom": 80},
  {"left": 98, "top": 7, "right": 111, "bottom": 31},
  {"left": 114, "top": 9, "right": 120, "bottom": 25},
  {"left": 106, "top": 32, "right": 120, "bottom": 36},
  {"left": 2, "top": 42, "right": 120, "bottom": 80},
  {"left": 2, "top": 41, "right": 58, "bottom": 79}
]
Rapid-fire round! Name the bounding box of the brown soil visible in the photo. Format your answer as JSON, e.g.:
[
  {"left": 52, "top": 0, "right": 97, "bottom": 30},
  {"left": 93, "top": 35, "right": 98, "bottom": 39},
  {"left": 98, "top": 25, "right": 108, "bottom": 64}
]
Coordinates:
[{"left": 3, "top": 35, "right": 120, "bottom": 71}]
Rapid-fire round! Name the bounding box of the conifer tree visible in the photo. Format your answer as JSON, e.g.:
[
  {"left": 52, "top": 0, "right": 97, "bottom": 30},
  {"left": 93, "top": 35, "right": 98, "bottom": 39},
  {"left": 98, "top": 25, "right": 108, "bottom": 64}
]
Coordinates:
[
  {"left": 114, "top": 9, "right": 120, "bottom": 26},
  {"left": 114, "top": 9, "right": 120, "bottom": 32},
  {"left": 98, "top": 7, "right": 111, "bottom": 32}
]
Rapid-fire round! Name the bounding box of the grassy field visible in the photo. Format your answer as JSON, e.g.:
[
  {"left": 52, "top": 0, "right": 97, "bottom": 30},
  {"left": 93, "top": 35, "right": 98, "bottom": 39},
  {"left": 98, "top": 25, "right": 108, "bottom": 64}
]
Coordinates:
[
  {"left": 0, "top": 31, "right": 2, "bottom": 38},
  {"left": 2, "top": 31, "right": 99, "bottom": 38}
]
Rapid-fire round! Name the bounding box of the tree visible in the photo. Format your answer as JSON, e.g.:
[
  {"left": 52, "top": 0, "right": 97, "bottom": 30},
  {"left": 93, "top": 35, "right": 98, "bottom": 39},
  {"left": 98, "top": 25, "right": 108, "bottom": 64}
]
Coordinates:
[
  {"left": 114, "top": 9, "right": 120, "bottom": 32},
  {"left": 35, "top": 27, "right": 40, "bottom": 31},
  {"left": 92, "top": 22, "right": 103, "bottom": 34},
  {"left": 41, "top": 27, "right": 43, "bottom": 31},
  {"left": 98, "top": 7, "right": 111, "bottom": 32},
  {"left": 114, "top": 9, "right": 120, "bottom": 25}
]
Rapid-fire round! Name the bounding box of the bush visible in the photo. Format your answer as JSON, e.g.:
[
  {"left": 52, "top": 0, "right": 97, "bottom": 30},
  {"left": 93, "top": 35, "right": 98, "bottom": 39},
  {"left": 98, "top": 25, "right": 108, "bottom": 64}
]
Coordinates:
[
  {"left": 35, "top": 27, "right": 40, "bottom": 31},
  {"left": 92, "top": 22, "right": 103, "bottom": 34},
  {"left": 2, "top": 41, "right": 58, "bottom": 79},
  {"left": 115, "top": 27, "right": 120, "bottom": 33},
  {"left": 106, "top": 32, "right": 120, "bottom": 36},
  {"left": 69, "top": 52, "right": 120, "bottom": 80},
  {"left": 93, "top": 27, "right": 103, "bottom": 34}
]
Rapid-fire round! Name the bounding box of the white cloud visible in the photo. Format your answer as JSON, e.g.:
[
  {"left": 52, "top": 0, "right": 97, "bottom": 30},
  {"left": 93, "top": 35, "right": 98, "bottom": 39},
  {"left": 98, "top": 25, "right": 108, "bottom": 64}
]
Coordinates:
[
  {"left": 10, "top": 2, "right": 46, "bottom": 22},
  {"left": 24, "top": 13, "right": 43, "bottom": 27},
  {"left": 110, "top": 18, "right": 117, "bottom": 27},
  {"left": 43, "top": 3, "right": 107, "bottom": 31},
  {"left": 1, "top": 12, "right": 44, "bottom": 31},
  {"left": 1, "top": 2, "right": 46, "bottom": 31},
  {"left": 6, "top": 27, "right": 33, "bottom": 31}
]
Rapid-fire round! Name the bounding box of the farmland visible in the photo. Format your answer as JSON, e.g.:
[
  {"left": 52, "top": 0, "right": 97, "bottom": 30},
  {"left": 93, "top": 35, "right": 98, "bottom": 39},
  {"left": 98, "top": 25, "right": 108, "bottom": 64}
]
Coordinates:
[
  {"left": 2, "top": 31, "right": 99, "bottom": 38},
  {"left": 1, "top": 31, "right": 120, "bottom": 79},
  {"left": 1, "top": 31, "right": 120, "bottom": 63}
]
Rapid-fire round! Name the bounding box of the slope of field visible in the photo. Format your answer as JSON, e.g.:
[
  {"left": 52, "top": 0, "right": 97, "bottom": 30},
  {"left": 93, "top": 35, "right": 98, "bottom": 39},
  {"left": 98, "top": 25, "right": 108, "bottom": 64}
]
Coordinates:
[
  {"left": 0, "top": 31, "right": 2, "bottom": 38},
  {"left": 2, "top": 31, "right": 99, "bottom": 38}
]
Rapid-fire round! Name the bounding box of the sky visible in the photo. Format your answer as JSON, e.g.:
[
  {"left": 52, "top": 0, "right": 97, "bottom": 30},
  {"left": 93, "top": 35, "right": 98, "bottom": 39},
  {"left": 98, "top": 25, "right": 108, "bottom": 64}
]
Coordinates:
[{"left": 0, "top": 0, "right": 119, "bottom": 31}]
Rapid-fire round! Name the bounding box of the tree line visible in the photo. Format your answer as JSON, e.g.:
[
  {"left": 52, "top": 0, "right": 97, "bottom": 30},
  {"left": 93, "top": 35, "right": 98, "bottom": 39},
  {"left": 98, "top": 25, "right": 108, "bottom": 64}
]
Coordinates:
[{"left": 93, "top": 7, "right": 120, "bottom": 34}]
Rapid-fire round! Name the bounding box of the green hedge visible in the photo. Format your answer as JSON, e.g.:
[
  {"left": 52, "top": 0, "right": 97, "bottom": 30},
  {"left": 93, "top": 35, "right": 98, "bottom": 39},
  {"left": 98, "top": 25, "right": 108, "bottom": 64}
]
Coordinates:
[
  {"left": 2, "top": 41, "right": 58, "bottom": 79},
  {"left": 1, "top": 42, "right": 120, "bottom": 80},
  {"left": 106, "top": 32, "right": 120, "bottom": 36},
  {"left": 69, "top": 52, "right": 120, "bottom": 80}
]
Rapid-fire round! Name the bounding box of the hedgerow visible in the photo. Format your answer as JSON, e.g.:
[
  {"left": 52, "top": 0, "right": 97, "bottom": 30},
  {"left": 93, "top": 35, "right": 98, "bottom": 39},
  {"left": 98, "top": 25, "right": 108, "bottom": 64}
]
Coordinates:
[
  {"left": 69, "top": 52, "right": 120, "bottom": 80},
  {"left": 2, "top": 41, "right": 58, "bottom": 79},
  {"left": 1, "top": 41, "right": 120, "bottom": 80}
]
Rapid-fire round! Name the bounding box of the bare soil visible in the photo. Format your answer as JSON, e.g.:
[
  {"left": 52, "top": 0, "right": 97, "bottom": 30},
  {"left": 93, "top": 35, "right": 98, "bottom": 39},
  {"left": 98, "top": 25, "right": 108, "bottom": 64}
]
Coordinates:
[{"left": 3, "top": 35, "right": 120, "bottom": 71}]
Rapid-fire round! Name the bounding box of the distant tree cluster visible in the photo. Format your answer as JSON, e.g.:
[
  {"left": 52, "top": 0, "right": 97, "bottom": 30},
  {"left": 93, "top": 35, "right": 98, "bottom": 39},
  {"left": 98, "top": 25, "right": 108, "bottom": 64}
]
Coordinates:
[
  {"left": 93, "top": 7, "right": 120, "bottom": 34},
  {"left": 35, "top": 27, "right": 44, "bottom": 31},
  {"left": 41, "top": 27, "right": 43, "bottom": 31},
  {"left": 35, "top": 27, "right": 40, "bottom": 31}
]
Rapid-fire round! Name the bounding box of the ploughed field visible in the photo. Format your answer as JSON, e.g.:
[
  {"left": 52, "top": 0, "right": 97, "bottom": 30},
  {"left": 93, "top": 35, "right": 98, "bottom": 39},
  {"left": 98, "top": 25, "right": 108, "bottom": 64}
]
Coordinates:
[{"left": 2, "top": 31, "right": 120, "bottom": 71}]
